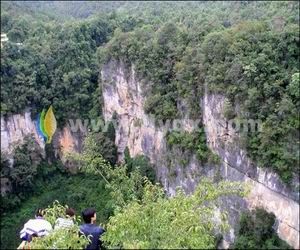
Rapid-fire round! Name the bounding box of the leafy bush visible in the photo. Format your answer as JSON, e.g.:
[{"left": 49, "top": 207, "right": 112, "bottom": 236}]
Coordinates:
[
  {"left": 233, "top": 208, "right": 292, "bottom": 249},
  {"left": 103, "top": 179, "right": 246, "bottom": 249}
]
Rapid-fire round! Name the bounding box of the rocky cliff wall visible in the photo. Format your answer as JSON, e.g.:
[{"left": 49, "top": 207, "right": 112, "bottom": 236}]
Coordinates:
[
  {"left": 101, "top": 60, "right": 201, "bottom": 194},
  {"left": 0, "top": 111, "right": 83, "bottom": 163},
  {"left": 1, "top": 111, "right": 44, "bottom": 155},
  {"left": 203, "top": 93, "right": 299, "bottom": 248},
  {"left": 101, "top": 60, "right": 299, "bottom": 248}
]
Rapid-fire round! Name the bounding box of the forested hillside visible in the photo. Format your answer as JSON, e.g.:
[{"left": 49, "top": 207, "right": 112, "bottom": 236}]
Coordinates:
[
  {"left": 2, "top": 1, "right": 299, "bottom": 180},
  {"left": 1, "top": 1, "right": 299, "bottom": 249}
]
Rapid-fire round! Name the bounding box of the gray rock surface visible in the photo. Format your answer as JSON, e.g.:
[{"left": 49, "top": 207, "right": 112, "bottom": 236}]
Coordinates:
[{"left": 101, "top": 60, "right": 299, "bottom": 248}]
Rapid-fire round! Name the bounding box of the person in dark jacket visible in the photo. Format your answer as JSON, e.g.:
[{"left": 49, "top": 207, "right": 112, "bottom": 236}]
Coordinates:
[{"left": 80, "top": 208, "right": 105, "bottom": 250}]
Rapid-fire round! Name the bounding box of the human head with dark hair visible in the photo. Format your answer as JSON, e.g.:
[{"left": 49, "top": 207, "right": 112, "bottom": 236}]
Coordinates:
[
  {"left": 82, "top": 208, "right": 96, "bottom": 224},
  {"left": 66, "top": 208, "right": 75, "bottom": 218},
  {"left": 35, "top": 208, "right": 44, "bottom": 218}
]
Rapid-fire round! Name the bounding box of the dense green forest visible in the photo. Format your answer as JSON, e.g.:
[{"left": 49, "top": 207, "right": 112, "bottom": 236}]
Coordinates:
[
  {"left": 1, "top": 1, "right": 298, "bottom": 249},
  {"left": 1, "top": 1, "right": 299, "bottom": 181}
]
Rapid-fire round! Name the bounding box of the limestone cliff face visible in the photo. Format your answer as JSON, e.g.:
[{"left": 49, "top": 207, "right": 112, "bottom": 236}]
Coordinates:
[
  {"left": 1, "top": 111, "right": 45, "bottom": 155},
  {"left": 101, "top": 60, "right": 202, "bottom": 195},
  {"left": 0, "top": 111, "right": 83, "bottom": 163},
  {"left": 101, "top": 60, "right": 299, "bottom": 248},
  {"left": 203, "top": 94, "right": 299, "bottom": 248},
  {"left": 102, "top": 61, "right": 164, "bottom": 161}
]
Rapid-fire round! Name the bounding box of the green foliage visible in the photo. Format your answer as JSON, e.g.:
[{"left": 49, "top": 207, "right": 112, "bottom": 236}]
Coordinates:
[
  {"left": 124, "top": 147, "right": 156, "bottom": 183},
  {"left": 99, "top": 1, "right": 299, "bottom": 182},
  {"left": 1, "top": 1, "right": 299, "bottom": 182},
  {"left": 201, "top": 21, "right": 299, "bottom": 183},
  {"left": 0, "top": 136, "right": 116, "bottom": 249},
  {"left": 9, "top": 139, "right": 42, "bottom": 189},
  {"left": 167, "top": 131, "right": 197, "bottom": 151},
  {"left": 101, "top": 1, "right": 299, "bottom": 123},
  {"left": 1, "top": 2, "right": 55, "bottom": 35},
  {"left": 104, "top": 121, "right": 116, "bottom": 143},
  {"left": 1, "top": 13, "right": 114, "bottom": 124},
  {"left": 1, "top": 2, "right": 299, "bottom": 247},
  {"left": 0, "top": 136, "right": 48, "bottom": 212},
  {"left": 1, "top": 1, "right": 126, "bottom": 22},
  {"left": 31, "top": 227, "right": 88, "bottom": 249},
  {"left": 102, "top": 21, "right": 192, "bottom": 120},
  {"left": 70, "top": 134, "right": 146, "bottom": 209},
  {"left": 289, "top": 73, "right": 300, "bottom": 99},
  {"left": 2, "top": 125, "right": 246, "bottom": 249},
  {"left": 166, "top": 128, "right": 220, "bottom": 165},
  {"left": 87, "top": 131, "right": 118, "bottom": 165},
  {"left": 103, "top": 179, "right": 246, "bottom": 249},
  {"left": 233, "top": 208, "right": 292, "bottom": 249},
  {"left": 223, "top": 98, "right": 236, "bottom": 120}
]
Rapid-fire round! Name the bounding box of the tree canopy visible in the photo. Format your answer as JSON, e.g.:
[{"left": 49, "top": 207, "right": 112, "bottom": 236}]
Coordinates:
[{"left": 1, "top": 1, "right": 298, "bottom": 248}]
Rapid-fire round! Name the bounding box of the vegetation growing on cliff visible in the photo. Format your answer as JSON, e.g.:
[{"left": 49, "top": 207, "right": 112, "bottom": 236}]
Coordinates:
[
  {"left": 1, "top": 136, "right": 50, "bottom": 212},
  {"left": 99, "top": 1, "right": 299, "bottom": 183},
  {"left": 124, "top": 147, "right": 156, "bottom": 183},
  {"left": 233, "top": 208, "right": 292, "bottom": 249},
  {"left": 85, "top": 131, "right": 118, "bottom": 165},
  {"left": 0, "top": 2, "right": 299, "bottom": 248},
  {"left": 166, "top": 128, "right": 220, "bottom": 165},
  {"left": 201, "top": 21, "right": 299, "bottom": 183},
  {"left": 1, "top": 1, "right": 299, "bottom": 181}
]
